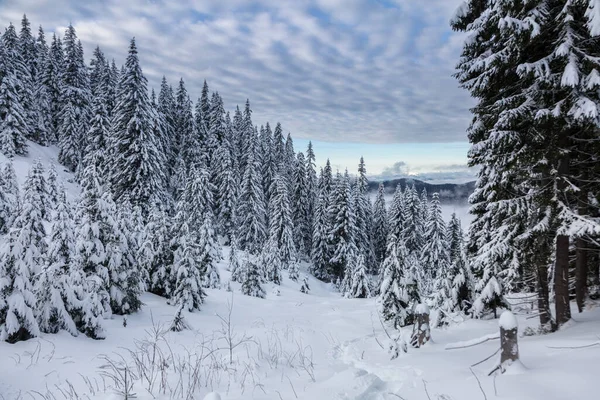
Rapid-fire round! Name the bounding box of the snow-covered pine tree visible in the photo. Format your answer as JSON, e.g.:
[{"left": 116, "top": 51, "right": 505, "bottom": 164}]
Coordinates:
[
  {"left": 229, "top": 236, "right": 243, "bottom": 282},
  {"left": 0, "top": 162, "right": 50, "bottom": 342},
  {"left": 141, "top": 202, "right": 174, "bottom": 297},
  {"left": 354, "top": 157, "right": 376, "bottom": 272},
  {"left": 310, "top": 182, "right": 330, "bottom": 280},
  {"left": 83, "top": 52, "right": 111, "bottom": 180},
  {"left": 109, "top": 38, "right": 166, "bottom": 210},
  {"left": 36, "top": 185, "right": 78, "bottom": 336},
  {"left": 105, "top": 201, "right": 144, "bottom": 315},
  {"left": 199, "top": 214, "right": 221, "bottom": 289},
  {"left": 0, "top": 161, "right": 20, "bottom": 232},
  {"left": 200, "top": 80, "right": 211, "bottom": 131},
  {"left": 46, "top": 163, "right": 59, "bottom": 210},
  {"left": 72, "top": 162, "right": 113, "bottom": 318},
  {"left": 292, "top": 152, "right": 311, "bottom": 258},
  {"left": 452, "top": 0, "right": 537, "bottom": 319},
  {"left": 31, "top": 26, "right": 52, "bottom": 146},
  {"left": 348, "top": 254, "right": 371, "bottom": 299},
  {"left": 16, "top": 16, "right": 37, "bottom": 142},
  {"left": 240, "top": 258, "right": 266, "bottom": 298},
  {"left": 372, "top": 183, "right": 388, "bottom": 266},
  {"left": 305, "top": 141, "right": 318, "bottom": 250},
  {"left": 237, "top": 134, "right": 267, "bottom": 254},
  {"left": 260, "top": 122, "right": 275, "bottom": 211},
  {"left": 328, "top": 170, "right": 357, "bottom": 281},
  {"left": 300, "top": 275, "right": 310, "bottom": 294},
  {"left": 59, "top": 25, "right": 91, "bottom": 172},
  {"left": 387, "top": 184, "right": 404, "bottom": 240},
  {"left": 515, "top": 0, "right": 600, "bottom": 325},
  {"left": 420, "top": 193, "right": 449, "bottom": 296},
  {"left": 232, "top": 106, "right": 245, "bottom": 173},
  {"left": 262, "top": 238, "right": 282, "bottom": 285},
  {"left": 0, "top": 24, "right": 29, "bottom": 156},
  {"left": 431, "top": 213, "right": 471, "bottom": 326},
  {"left": 378, "top": 235, "right": 418, "bottom": 328},
  {"left": 169, "top": 222, "right": 206, "bottom": 312},
  {"left": 402, "top": 185, "right": 424, "bottom": 254},
  {"left": 207, "top": 92, "right": 226, "bottom": 156},
  {"left": 213, "top": 142, "right": 237, "bottom": 243},
  {"left": 43, "top": 33, "right": 64, "bottom": 143},
  {"left": 272, "top": 122, "right": 285, "bottom": 168},
  {"left": 268, "top": 172, "right": 297, "bottom": 271},
  {"left": 158, "top": 76, "right": 177, "bottom": 193}
]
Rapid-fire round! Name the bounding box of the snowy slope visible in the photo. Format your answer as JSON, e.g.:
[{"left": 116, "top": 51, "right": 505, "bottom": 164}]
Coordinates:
[
  {"left": 1, "top": 146, "right": 600, "bottom": 400},
  {"left": 0, "top": 141, "right": 80, "bottom": 199}
]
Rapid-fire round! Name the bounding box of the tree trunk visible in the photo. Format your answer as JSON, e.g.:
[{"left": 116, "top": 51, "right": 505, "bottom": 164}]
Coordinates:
[
  {"left": 575, "top": 188, "right": 588, "bottom": 312},
  {"left": 410, "top": 304, "right": 431, "bottom": 348},
  {"left": 555, "top": 234, "right": 571, "bottom": 326},
  {"left": 575, "top": 236, "right": 588, "bottom": 312},
  {"left": 536, "top": 261, "right": 555, "bottom": 331},
  {"left": 499, "top": 311, "right": 519, "bottom": 369}
]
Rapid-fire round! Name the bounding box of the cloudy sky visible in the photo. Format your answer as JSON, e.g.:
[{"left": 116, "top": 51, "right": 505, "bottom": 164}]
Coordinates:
[{"left": 0, "top": 0, "right": 474, "bottom": 181}]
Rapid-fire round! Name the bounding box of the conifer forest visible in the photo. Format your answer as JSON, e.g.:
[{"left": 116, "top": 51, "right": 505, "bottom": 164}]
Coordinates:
[{"left": 1, "top": 3, "right": 600, "bottom": 399}]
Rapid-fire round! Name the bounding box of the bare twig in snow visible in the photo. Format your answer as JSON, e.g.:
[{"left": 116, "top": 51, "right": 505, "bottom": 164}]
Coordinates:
[{"left": 469, "top": 368, "right": 488, "bottom": 400}]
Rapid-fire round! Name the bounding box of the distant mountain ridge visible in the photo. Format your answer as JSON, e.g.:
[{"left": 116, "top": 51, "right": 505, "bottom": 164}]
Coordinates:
[{"left": 367, "top": 178, "right": 475, "bottom": 200}]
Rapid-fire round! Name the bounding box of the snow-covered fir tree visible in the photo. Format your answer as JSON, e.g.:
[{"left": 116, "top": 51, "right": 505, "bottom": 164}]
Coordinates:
[
  {"left": 228, "top": 236, "right": 243, "bottom": 282},
  {"left": 261, "top": 238, "right": 282, "bottom": 285},
  {"left": 240, "top": 258, "right": 266, "bottom": 298},
  {"left": 109, "top": 38, "right": 166, "bottom": 210},
  {"left": 379, "top": 235, "right": 419, "bottom": 328},
  {"left": 372, "top": 183, "right": 388, "bottom": 266},
  {"left": 213, "top": 142, "right": 237, "bottom": 243},
  {"left": 0, "top": 24, "right": 29, "bottom": 156},
  {"left": 328, "top": 171, "right": 357, "bottom": 283},
  {"left": 36, "top": 185, "right": 78, "bottom": 336},
  {"left": 348, "top": 254, "right": 371, "bottom": 299},
  {"left": 354, "top": 157, "right": 375, "bottom": 272},
  {"left": 141, "top": 202, "right": 174, "bottom": 297},
  {"left": 58, "top": 25, "right": 91, "bottom": 172},
  {"left": 310, "top": 172, "right": 331, "bottom": 280},
  {"left": 268, "top": 173, "right": 296, "bottom": 269},
  {"left": 237, "top": 135, "right": 267, "bottom": 254},
  {"left": 0, "top": 162, "right": 49, "bottom": 342},
  {"left": 420, "top": 193, "right": 449, "bottom": 295},
  {"left": 0, "top": 161, "right": 20, "bottom": 232},
  {"left": 169, "top": 222, "right": 206, "bottom": 312}
]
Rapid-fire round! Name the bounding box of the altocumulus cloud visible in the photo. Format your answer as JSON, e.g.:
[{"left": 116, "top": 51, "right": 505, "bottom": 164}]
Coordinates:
[{"left": 0, "top": 0, "right": 473, "bottom": 144}]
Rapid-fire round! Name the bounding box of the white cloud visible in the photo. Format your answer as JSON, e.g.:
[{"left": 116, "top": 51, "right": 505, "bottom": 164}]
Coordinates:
[{"left": 0, "top": 0, "right": 473, "bottom": 144}]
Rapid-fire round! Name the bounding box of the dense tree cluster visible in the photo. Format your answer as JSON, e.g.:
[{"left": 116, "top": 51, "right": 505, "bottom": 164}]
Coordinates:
[
  {"left": 453, "top": 0, "right": 600, "bottom": 329},
  {"left": 0, "top": 15, "right": 474, "bottom": 342}
]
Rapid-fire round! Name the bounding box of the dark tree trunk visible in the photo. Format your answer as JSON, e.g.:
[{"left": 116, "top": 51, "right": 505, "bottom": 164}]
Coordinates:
[
  {"left": 575, "top": 236, "right": 588, "bottom": 312},
  {"left": 500, "top": 316, "right": 519, "bottom": 368},
  {"left": 555, "top": 234, "right": 571, "bottom": 326},
  {"left": 536, "top": 261, "right": 555, "bottom": 331}
]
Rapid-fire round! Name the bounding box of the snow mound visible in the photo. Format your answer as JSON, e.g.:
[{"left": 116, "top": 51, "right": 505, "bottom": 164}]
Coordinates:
[
  {"left": 499, "top": 310, "right": 518, "bottom": 330},
  {"left": 202, "top": 393, "right": 222, "bottom": 400}
]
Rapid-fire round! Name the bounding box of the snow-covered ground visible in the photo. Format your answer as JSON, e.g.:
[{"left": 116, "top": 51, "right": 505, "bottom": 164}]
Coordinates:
[
  {"left": 2, "top": 145, "right": 599, "bottom": 400},
  {"left": 1, "top": 261, "right": 599, "bottom": 400}
]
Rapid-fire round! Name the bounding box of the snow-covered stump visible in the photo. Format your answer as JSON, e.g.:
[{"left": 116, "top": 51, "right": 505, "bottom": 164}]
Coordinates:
[
  {"left": 499, "top": 311, "right": 519, "bottom": 368},
  {"left": 410, "top": 304, "right": 431, "bottom": 348}
]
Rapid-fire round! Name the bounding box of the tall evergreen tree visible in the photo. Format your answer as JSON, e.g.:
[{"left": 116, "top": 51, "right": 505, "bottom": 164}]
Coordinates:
[
  {"left": 0, "top": 161, "right": 20, "bottom": 232},
  {"left": 292, "top": 152, "right": 311, "bottom": 257},
  {"left": 311, "top": 181, "right": 331, "bottom": 280},
  {"left": 59, "top": 26, "right": 91, "bottom": 172},
  {"left": 237, "top": 135, "right": 267, "bottom": 254},
  {"left": 354, "top": 157, "right": 375, "bottom": 271},
  {"left": 109, "top": 38, "right": 166, "bottom": 210},
  {"left": 268, "top": 173, "right": 297, "bottom": 270},
  {"left": 372, "top": 183, "right": 388, "bottom": 266},
  {"left": 0, "top": 162, "right": 49, "bottom": 342},
  {"left": 36, "top": 186, "right": 78, "bottom": 336},
  {"left": 420, "top": 193, "right": 449, "bottom": 295},
  {"left": 378, "top": 235, "right": 416, "bottom": 328},
  {"left": 213, "top": 143, "right": 237, "bottom": 242},
  {"left": 328, "top": 171, "right": 357, "bottom": 281},
  {"left": 44, "top": 33, "right": 64, "bottom": 142},
  {"left": 1, "top": 24, "right": 29, "bottom": 156}
]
